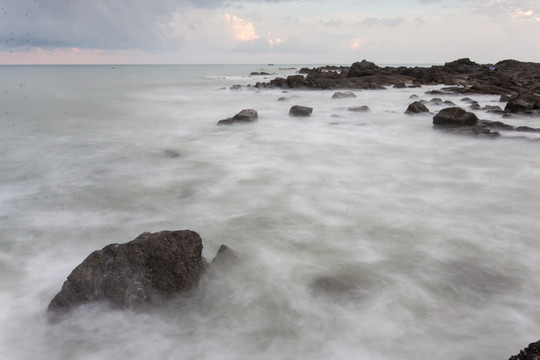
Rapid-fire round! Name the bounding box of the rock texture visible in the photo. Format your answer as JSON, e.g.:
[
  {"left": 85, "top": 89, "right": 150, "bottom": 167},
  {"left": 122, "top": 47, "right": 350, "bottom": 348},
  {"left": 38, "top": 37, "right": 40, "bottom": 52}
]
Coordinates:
[
  {"left": 289, "top": 105, "right": 313, "bottom": 117},
  {"left": 254, "top": 58, "right": 540, "bottom": 116},
  {"left": 217, "top": 109, "right": 259, "bottom": 125},
  {"left": 405, "top": 101, "right": 430, "bottom": 114},
  {"left": 509, "top": 340, "right": 540, "bottom": 360},
  {"left": 48, "top": 230, "right": 205, "bottom": 313},
  {"left": 433, "top": 107, "right": 479, "bottom": 128}
]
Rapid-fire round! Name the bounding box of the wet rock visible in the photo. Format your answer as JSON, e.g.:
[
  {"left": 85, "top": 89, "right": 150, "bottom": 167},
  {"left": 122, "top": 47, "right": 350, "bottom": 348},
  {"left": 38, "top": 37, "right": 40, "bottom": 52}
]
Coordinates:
[
  {"left": 164, "top": 149, "right": 181, "bottom": 158},
  {"left": 230, "top": 84, "right": 242, "bottom": 90},
  {"left": 433, "top": 107, "right": 479, "bottom": 128},
  {"left": 461, "top": 97, "right": 476, "bottom": 103},
  {"left": 509, "top": 339, "right": 540, "bottom": 360},
  {"left": 250, "top": 72, "right": 271, "bottom": 76},
  {"left": 410, "top": 94, "right": 419, "bottom": 99},
  {"left": 347, "top": 59, "right": 378, "bottom": 77},
  {"left": 348, "top": 105, "right": 370, "bottom": 112},
  {"left": 217, "top": 109, "right": 258, "bottom": 125},
  {"left": 393, "top": 82, "right": 407, "bottom": 88},
  {"left": 429, "top": 98, "right": 443, "bottom": 105},
  {"left": 48, "top": 230, "right": 205, "bottom": 313},
  {"left": 289, "top": 105, "right": 313, "bottom": 117},
  {"left": 425, "top": 90, "right": 446, "bottom": 95},
  {"left": 468, "top": 101, "right": 481, "bottom": 110},
  {"left": 332, "top": 91, "right": 357, "bottom": 99},
  {"left": 405, "top": 101, "right": 430, "bottom": 114},
  {"left": 483, "top": 105, "right": 503, "bottom": 112},
  {"left": 444, "top": 101, "right": 457, "bottom": 106}
]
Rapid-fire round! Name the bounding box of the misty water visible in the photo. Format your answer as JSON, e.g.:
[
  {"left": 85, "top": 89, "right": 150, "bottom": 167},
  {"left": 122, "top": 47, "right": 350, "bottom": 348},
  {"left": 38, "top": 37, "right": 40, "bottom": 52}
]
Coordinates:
[{"left": 1, "top": 64, "right": 540, "bottom": 360}]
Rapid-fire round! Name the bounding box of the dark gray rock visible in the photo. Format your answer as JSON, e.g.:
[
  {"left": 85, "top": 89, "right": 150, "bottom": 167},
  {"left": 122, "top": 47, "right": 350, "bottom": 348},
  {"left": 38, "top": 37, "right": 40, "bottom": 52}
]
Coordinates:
[
  {"left": 393, "top": 82, "right": 407, "bottom": 88},
  {"left": 347, "top": 60, "right": 378, "bottom": 78},
  {"left": 433, "top": 107, "right": 479, "bottom": 128},
  {"left": 348, "top": 105, "right": 370, "bottom": 112},
  {"left": 509, "top": 339, "right": 540, "bottom": 360},
  {"left": 48, "top": 230, "right": 205, "bottom": 313},
  {"left": 217, "top": 109, "right": 258, "bottom": 125},
  {"left": 332, "top": 91, "right": 357, "bottom": 99},
  {"left": 469, "top": 101, "right": 481, "bottom": 110},
  {"left": 289, "top": 105, "right": 313, "bottom": 117},
  {"left": 406, "top": 101, "right": 430, "bottom": 114}
]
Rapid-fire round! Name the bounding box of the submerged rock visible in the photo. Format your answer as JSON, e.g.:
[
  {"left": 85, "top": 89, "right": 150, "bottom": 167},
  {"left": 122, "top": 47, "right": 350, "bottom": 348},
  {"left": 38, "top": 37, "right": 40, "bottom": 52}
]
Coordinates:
[
  {"left": 433, "top": 107, "right": 479, "bottom": 128},
  {"left": 289, "top": 105, "right": 313, "bottom": 117},
  {"left": 405, "top": 101, "right": 430, "bottom": 114},
  {"left": 332, "top": 91, "right": 357, "bottom": 99},
  {"left": 217, "top": 109, "right": 259, "bottom": 125},
  {"left": 348, "top": 105, "right": 370, "bottom": 112},
  {"left": 48, "top": 230, "right": 205, "bottom": 313}
]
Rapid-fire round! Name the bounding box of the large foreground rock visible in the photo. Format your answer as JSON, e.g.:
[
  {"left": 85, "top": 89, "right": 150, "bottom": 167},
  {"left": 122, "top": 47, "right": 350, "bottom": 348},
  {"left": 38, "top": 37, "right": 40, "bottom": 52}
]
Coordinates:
[
  {"left": 509, "top": 339, "right": 540, "bottom": 360},
  {"left": 48, "top": 230, "right": 204, "bottom": 313}
]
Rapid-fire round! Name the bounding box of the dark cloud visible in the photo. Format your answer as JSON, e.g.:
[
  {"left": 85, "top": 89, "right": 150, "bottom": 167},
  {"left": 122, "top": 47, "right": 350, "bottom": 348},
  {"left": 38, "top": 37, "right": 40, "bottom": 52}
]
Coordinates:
[
  {"left": 0, "top": 0, "right": 290, "bottom": 51},
  {"left": 358, "top": 17, "right": 405, "bottom": 27}
]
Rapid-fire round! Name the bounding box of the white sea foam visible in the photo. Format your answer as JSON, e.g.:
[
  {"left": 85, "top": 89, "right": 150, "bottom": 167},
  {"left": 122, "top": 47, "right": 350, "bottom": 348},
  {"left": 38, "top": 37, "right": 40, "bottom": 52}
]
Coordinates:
[{"left": 1, "top": 64, "right": 540, "bottom": 360}]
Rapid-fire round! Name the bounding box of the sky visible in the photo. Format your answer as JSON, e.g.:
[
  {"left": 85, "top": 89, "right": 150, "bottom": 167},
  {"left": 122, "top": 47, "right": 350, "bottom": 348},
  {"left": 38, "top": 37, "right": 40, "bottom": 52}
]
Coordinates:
[{"left": 1, "top": 0, "right": 539, "bottom": 65}]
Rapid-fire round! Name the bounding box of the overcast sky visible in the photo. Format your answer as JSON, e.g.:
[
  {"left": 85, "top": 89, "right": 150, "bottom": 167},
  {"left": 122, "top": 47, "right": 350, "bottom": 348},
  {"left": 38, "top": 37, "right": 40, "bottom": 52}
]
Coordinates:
[{"left": 1, "top": 0, "right": 539, "bottom": 64}]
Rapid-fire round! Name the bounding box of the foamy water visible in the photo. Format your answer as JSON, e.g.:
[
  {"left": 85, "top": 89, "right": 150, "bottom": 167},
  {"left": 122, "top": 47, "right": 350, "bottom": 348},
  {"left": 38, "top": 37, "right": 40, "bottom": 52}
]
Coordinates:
[{"left": 1, "top": 64, "right": 540, "bottom": 360}]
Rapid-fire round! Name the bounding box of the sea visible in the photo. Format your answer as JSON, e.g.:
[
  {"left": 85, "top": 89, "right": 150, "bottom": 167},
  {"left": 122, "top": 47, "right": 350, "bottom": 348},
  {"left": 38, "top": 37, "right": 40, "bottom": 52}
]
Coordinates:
[{"left": 1, "top": 64, "right": 540, "bottom": 360}]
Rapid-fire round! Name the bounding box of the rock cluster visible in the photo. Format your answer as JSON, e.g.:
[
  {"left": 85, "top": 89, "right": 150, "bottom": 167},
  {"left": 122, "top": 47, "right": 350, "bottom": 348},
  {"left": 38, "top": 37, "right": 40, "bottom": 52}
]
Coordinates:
[{"left": 254, "top": 58, "right": 540, "bottom": 116}]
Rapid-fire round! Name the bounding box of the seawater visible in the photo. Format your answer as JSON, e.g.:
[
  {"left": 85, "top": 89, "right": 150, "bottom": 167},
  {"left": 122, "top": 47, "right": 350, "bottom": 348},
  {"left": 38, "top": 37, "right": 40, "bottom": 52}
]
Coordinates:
[{"left": 1, "top": 64, "right": 540, "bottom": 360}]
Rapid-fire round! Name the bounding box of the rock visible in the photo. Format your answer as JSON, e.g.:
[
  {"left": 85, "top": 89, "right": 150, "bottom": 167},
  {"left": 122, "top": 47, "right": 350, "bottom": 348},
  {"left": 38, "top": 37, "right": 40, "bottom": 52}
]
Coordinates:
[
  {"left": 348, "top": 105, "right": 370, "bottom": 112},
  {"left": 217, "top": 109, "right": 258, "bottom": 125},
  {"left": 410, "top": 94, "right": 419, "bottom": 99},
  {"left": 482, "top": 105, "right": 503, "bottom": 112},
  {"left": 393, "top": 82, "right": 407, "bottom": 88},
  {"left": 164, "top": 149, "right": 181, "bottom": 158},
  {"left": 289, "top": 105, "right": 313, "bottom": 117},
  {"left": 48, "top": 230, "right": 205, "bottom": 313},
  {"left": 347, "top": 60, "right": 378, "bottom": 78},
  {"left": 250, "top": 72, "right": 271, "bottom": 76},
  {"left": 509, "top": 339, "right": 540, "bottom": 360},
  {"left": 425, "top": 90, "right": 446, "bottom": 95},
  {"left": 405, "top": 101, "right": 430, "bottom": 114},
  {"left": 444, "top": 101, "right": 457, "bottom": 106},
  {"left": 433, "top": 107, "right": 479, "bottom": 128},
  {"left": 277, "top": 97, "right": 288, "bottom": 101},
  {"left": 429, "top": 98, "right": 443, "bottom": 105},
  {"left": 332, "top": 91, "right": 357, "bottom": 99},
  {"left": 230, "top": 84, "right": 242, "bottom": 90},
  {"left": 468, "top": 101, "right": 481, "bottom": 110},
  {"left": 461, "top": 97, "right": 476, "bottom": 103}
]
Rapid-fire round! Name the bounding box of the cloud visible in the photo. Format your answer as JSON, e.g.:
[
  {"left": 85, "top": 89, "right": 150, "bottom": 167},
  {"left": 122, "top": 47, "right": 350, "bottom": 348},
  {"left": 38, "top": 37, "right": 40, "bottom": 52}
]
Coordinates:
[
  {"left": 223, "top": 14, "right": 260, "bottom": 41},
  {"left": 321, "top": 19, "right": 342, "bottom": 27},
  {"left": 348, "top": 38, "right": 368, "bottom": 50},
  {"left": 358, "top": 17, "right": 406, "bottom": 27}
]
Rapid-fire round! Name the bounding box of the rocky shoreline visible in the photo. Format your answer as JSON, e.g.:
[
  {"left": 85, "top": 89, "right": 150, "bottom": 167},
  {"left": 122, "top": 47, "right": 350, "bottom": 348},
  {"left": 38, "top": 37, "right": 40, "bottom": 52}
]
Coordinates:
[{"left": 253, "top": 58, "right": 540, "bottom": 117}]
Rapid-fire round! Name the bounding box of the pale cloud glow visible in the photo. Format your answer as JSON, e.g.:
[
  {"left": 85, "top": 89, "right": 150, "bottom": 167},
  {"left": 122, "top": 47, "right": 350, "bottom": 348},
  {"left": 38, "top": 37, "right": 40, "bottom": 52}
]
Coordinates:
[
  {"left": 223, "top": 14, "right": 260, "bottom": 42},
  {"left": 1, "top": 0, "right": 539, "bottom": 64}
]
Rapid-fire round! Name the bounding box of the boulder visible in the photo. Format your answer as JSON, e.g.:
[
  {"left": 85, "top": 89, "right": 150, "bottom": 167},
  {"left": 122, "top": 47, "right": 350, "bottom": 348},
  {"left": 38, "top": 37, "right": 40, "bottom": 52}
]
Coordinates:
[
  {"left": 347, "top": 60, "right": 378, "bottom": 78},
  {"left": 48, "top": 230, "right": 205, "bottom": 313},
  {"left": 217, "top": 109, "right": 258, "bottom": 125},
  {"left": 433, "top": 107, "right": 479, "bottom": 128},
  {"left": 509, "top": 339, "right": 540, "bottom": 360},
  {"left": 393, "top": 82, "right": 407, "bottom": 89},
  {"left": 289, "top": 105, "right": 313, "bottom": 117},
  {"left": 332, "top": 91, "right": 357, "bottom": 99},
  {"left": 405, "top": 101, "right": 430, "bottom": 114}
]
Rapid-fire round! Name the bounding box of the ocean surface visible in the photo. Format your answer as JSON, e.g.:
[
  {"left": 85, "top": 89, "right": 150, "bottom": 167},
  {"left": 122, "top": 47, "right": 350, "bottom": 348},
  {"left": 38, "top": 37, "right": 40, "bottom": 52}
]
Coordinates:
[{"left": 1, "top": 64, "right": 540, "bottom": 360}]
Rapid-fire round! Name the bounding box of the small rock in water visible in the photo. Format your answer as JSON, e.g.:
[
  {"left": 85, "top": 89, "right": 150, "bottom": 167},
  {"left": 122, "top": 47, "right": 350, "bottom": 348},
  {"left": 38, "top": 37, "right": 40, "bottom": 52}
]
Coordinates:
[
  {"left": 164, "top": 149, "right": 181, "bottom": 158},
  {"left": 331, "top": 91, "right": 357, "bottom": 99},
  {"left": 217, "top": 109, "right": 258, "bottom": 125},
  {"left": 289, "top": 105, "right": 313, "bottom": 117},
  {"left": 348, "top": 105, "right": 370, "bottom": 112},
  {"left": 405, "top": 101, "right": 429, "bottom": 114}
]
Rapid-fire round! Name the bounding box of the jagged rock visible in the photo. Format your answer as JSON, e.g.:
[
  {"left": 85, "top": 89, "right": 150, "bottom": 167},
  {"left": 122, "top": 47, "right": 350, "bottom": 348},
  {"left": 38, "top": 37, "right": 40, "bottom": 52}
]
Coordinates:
[
  {"left": 348, "top": 105, "right": 370, "bottom": 112},
  {"left": 289, "top": 105, "right": 313, "bottom": 117},
  {"left": 406, "top": 101, "right": 430, "bottom": 114},
  {"left": 347, "top": 60, "right": 378, "bottom": 78},
  {"left": 332, "top": 91, "right": 357, "bottom": 99},
  {"left": 509, "top": 339, "right": 540, "bottom": 360},
  {"left": 433, "top": 107, "right": 479, "bottom": 128},
  {"left": 48, "top": 230, "right": 205, "bottom": 313},
  {"left": 217, "top": 109, "right": 258, "bottom": 125}
]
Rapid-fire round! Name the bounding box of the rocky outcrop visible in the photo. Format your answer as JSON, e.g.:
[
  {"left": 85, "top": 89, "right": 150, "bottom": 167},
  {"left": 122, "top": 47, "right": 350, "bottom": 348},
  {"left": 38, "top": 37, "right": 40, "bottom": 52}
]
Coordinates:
[
  {"left": 48, "top": 230, "right": 205, "bottom": 313},
  {"left": 217, "top": 109, "right": 258, "bottom": 125},
  {"left": 509, "top": 339, "right": 540, "bottom": 360},
  {"left": 405, "top": 101, "right": 430, "bottom": 114},
  {"left": 289, "top": 105, "right": 313, "bottom": 117},
  {"left": 253, "top": 58, "right": 540, "bottom": 115}
]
